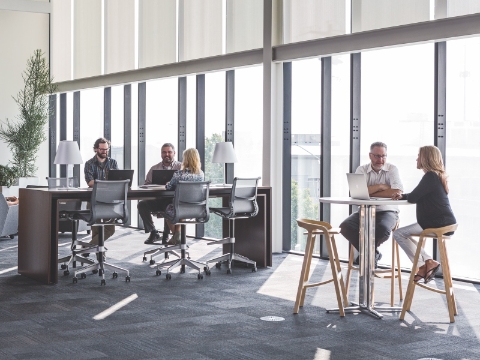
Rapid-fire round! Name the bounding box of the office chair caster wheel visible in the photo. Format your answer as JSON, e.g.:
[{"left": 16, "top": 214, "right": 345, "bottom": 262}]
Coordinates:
[
  {"left": 180, "top": 268, "right": 185, "bottom": 274},
  {"left": 252, "top": 267, "right": 257, "bottom": 272},
  {"left": 205, "top": 270, "right": 211, "bottom": 276},
  {"left": 203, "top": 266, "right": 208, "bottom": 271},
  {"left": 156, "top": 270, "right": 161, "bottom": 276},
  {"left": 92, "top": 269, "right": 98, "bottom": 274},
  {"left": 215, "top": 263, "right": 221, "bottom": 269},
  {"left": 112, "top": 272, "right": 118, "bottom": 279},
  {"left": 101, "top": 279, "right": 106, "bottom": 286},
  {"left": 10, "top": 235, "right": 14, "bottom": 239},
  {"left": 142, "top": 256, "right": 147, "bottom": 262},
  {"left": 61, "top": 264, "right": 67, "bottom": 270},
  {"left": 149, "top": 259, "right": 155, "bottom": 265},
  {"left": 166, "top": 273, "right": 172, "bottom": 280},
  {"left": 73, "top": 277, "right": 78, "bottom": 284},
  {"left": 165, "top": 253, "right": 170, "bottom": 259},
  {"left": 87, "top": 230, "right": 91, "bottom": 235},
  {"left": 64, "top": 270, "right": 70, "bottom": 276},
  {"left": 227, "top": 269, "right": 232, "bottom": 274},
  {"left": 81, "top": 273, "right": 87, "bottom": 279},
  {"left": 125, "top": 276, "right": 130, "bottom": 282},
  {"left": 99, "top": 269, "right": 104, "bottom": 276},
  {"left": 198, "top": 274, "right": 203, "bottom": 280}
]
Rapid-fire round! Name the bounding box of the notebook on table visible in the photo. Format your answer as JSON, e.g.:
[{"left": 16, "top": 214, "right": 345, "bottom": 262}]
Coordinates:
[
  {"left": 152, "top": 169, "right": 177, "bottom": 185},
  {"left": 346, "top": 173, "right": 392, "bottom": 201},
  {"left": 108, "top": 169, "right": 134, "bottom": 188}
]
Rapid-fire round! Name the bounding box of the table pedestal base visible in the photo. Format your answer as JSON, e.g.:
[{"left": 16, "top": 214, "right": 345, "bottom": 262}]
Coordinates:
[{"left": 327, "top": 302, "right": 402, "bottom": 319}]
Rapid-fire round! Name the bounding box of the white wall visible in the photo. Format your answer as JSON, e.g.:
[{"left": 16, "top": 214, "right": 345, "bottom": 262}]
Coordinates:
[{"left": 0, "top": 9, "right": 50, "bottom": 182}]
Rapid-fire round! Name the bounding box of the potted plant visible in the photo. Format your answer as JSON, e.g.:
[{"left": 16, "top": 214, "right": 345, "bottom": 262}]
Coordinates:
[
  {"left": 0, "top": 164, "right": 19, "bottom": 197},
  {"left": 0, "top": 49, "right": 57, "bottom": 187}
]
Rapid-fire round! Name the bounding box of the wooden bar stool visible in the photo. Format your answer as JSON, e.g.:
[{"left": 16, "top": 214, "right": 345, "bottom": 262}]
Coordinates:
[
  {"left": 294, "top": 219, "right": 348, "bottom": 317},
  {"left": 400, "top": 224, "right": 458, "bottom": 323},
  {"left": 345, "top": 221, "right": 402, "bottom": 306}
]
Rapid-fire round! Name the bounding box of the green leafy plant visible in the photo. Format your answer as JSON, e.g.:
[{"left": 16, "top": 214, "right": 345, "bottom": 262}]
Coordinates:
[
  {"left": 0, "top": 165, "right": 19, "bottom": 187},
  {"left": 0, "top": 49, "right": 57, "bottom": 177}
]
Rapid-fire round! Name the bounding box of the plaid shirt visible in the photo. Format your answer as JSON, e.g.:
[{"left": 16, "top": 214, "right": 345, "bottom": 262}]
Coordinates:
[{"left": 84, "top": 155, "right": 118, "bottom": 185}]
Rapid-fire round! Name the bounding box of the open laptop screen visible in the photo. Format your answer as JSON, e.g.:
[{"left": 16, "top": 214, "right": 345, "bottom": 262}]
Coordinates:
[
  {"left": 108, "top": 169, "right": 134, "bottom": 188},
  {"left": 152, "top": 169, "right": 177, "bottom": 185}
]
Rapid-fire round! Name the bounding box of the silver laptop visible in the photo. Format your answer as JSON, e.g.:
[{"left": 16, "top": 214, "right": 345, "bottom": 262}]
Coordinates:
[{"left": 346, "top": 173, "right": 392, "bottom": 201}]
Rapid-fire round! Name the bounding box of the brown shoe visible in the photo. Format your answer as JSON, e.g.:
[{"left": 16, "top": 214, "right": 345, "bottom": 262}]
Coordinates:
[{"left": 167, "top": 232, "right": 180, "bottom": 245}]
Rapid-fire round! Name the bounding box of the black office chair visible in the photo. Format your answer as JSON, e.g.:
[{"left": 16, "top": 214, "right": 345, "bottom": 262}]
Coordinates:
[
  {"left": 62, "top": 179, "right": 131, "bottom": 285},
  {"left": 154, "top": 181, "right": 210, "bottom": 280},
  {"left": 205, "top": 177, "right": 260, "bottom": 274},
  {"left": 45, "top": 177, "right": 94, "bottom": 275}
]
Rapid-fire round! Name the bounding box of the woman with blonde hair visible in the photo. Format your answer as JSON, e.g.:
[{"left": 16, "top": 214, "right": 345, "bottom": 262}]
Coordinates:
[
  {"left": 165, "top": 148, "right": 204, "bottom": 244},
  {"left": 392, "top": 145, "right": 456, "bottom": 283}
]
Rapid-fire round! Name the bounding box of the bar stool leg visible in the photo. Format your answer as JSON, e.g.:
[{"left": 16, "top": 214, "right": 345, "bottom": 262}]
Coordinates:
[
  {"left": 345, "top": 244, "right": 355, "bottom": 299},
  {"left": 400, "top": 237, "right": 424, "bottom": 320},
  {"left": 325, "top": 235, "right": 346, "bottom": 316},
  {"left": 395, "top": 241, "right": 403, "bottom": 301},
  {"left": 294, "top": 231, "right": 315, "bottom": 313},
  {"left": 438, "top": 238, "right": 456, "bottom": 322}
]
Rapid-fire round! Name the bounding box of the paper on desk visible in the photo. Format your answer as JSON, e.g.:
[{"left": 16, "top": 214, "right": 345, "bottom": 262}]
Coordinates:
[{"left": 139, "top": 184, "right": 166, "bottom": 189}]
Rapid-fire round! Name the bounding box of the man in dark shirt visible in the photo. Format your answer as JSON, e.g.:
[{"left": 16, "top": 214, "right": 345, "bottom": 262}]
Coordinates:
[
  {"left": 138, "top": 143, "right": 181, "bottom": 244},
  {"left": 84, "top": 137, "right": 118, "bottom": 247}
]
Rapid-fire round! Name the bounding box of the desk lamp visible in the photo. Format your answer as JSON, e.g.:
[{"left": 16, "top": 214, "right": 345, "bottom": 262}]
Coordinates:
[
  {"left": 212, "top": 141, "right": 238, "bottom": 185},
  {"left": 53, "top": 140, "right": 83, "bottom": 190}
]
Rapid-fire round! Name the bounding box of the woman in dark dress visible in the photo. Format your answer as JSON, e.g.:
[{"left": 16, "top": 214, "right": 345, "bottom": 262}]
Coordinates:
[{"left": 392, "top": 145, "right": 456, "bottom": 284}]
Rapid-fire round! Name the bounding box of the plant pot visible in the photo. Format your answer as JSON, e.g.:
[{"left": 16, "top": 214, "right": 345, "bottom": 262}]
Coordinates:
[
  {"left": 0, "top": 185, "right": 19, "bottom": 197},
  {"left": 18, "top": 177, "right": 39, "bottom": 188}
]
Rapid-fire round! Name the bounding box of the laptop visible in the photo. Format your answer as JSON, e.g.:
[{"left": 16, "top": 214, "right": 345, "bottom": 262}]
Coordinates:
[
  {"left": 346, "top": 173, "right": 391, "bottom": 201},
  {"left": 152, "top": 169, "right": 177, "bottom": 185},
  {"left": 108, "top": 169, "right": 134, "bottom": 188}
]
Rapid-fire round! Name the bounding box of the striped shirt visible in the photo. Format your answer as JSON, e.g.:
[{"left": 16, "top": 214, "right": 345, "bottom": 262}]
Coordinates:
[{"left": 84, "top": 155, "right": 118, "bottom": 185}]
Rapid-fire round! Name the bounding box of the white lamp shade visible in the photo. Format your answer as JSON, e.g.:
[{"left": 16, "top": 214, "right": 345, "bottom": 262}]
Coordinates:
[
  {"left": 54, "top": 140, "right": 83, "bottom": 165},
  {"left": 212, "top": 142, "right": 238, "bottom": 163}
]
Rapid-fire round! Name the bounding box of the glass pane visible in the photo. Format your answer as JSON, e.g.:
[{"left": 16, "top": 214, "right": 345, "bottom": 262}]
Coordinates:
[
  {"left": 186, "top": 75, "right": 197, "bottom": 149},
  {"left": 130, "top": 83, "right": 139, "bottom": 227},
  {"left": 330, "top": 54, "right": 351, "bottom": 260},
  {"left": 234, "top": 66, "right": 263, "bottom": 183},
  {"left": 361, "top": 43, "right": 434, "bottom": 267},
  {"left": 352, "top": 0, "right": 430, "bottom": 33},
  {"left": 204, "top": 71, "right": 226, "bottom": 238},
  {"left": 446, "top": 36, "right": 480, "bottom": 280},
  {"left": 283, "top": 0, "right": 348, "bottom": 43},
  {"left": 145, "top": 78, "right": 178, "bottom": 172},
  {"left": 291, "top": 58, "right": 321, "bottom": 252},
  {"left": 110, "top": 85, "right": 124, "bottom": 169},
  {"left": 79, "top": 88, "right": 104, "bottom": 184}
]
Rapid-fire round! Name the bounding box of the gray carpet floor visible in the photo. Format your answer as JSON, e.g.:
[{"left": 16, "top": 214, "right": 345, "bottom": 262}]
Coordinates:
[{"left": 1, "top": 227, "right": 480, "bottom": 360}]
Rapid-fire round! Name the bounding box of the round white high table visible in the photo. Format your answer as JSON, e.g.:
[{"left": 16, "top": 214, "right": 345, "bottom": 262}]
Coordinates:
[{"left": 319, "top": 197, "right": 411, "bottom": 319}]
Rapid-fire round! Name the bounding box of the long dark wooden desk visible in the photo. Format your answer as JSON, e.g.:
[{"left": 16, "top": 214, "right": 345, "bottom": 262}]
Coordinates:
[{"left": 18, "top": 186, "right": 272, "bottom": 284}]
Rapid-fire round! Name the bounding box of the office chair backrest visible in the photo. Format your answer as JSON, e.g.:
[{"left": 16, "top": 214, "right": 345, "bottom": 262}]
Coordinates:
[
  {"left": 170, "top": 181, "right": 210, "bottom": 224},
  {"left": 89, "top": 180, "right": 129, "bottom": 225},
  {"left": 230, "top": 177, "right": 260, "bottom": 217}
]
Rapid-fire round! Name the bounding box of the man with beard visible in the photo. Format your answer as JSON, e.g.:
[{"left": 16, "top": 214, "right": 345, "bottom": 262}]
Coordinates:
[
  {"left": 83, "top": 137, "right": 118, "bottom": 248},
  {"left": 138, "top": 143, "right": 182, "bottom": 244}
]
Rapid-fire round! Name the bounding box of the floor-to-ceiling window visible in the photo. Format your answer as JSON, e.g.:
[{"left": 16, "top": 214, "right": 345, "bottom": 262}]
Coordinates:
[
  {"left": 234, "top": 65, "right": 263, "bottom": 181},
  {"left": 110, "top": 85, "right": 125, "bottom": 169},
  {"left": 446, "top": 36, "right": 480, "bottom": 280},
  {"left": 145, "top": 78, "right": 178, "bottom": 171},
  {"left": 361, "top": 43, "right": 434, "bottom": 267},
  {"left": 290, "top": 58, "right": 321, "bottom": 252},
  {"left": 79, "top": 88, "right": 104, "bottom": 181},
  {"left": 330, "top": 54, "right": 351, "bottom": 259},
  {"left": 204, "top": 71, "right": 226, "bottom": 238}
]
